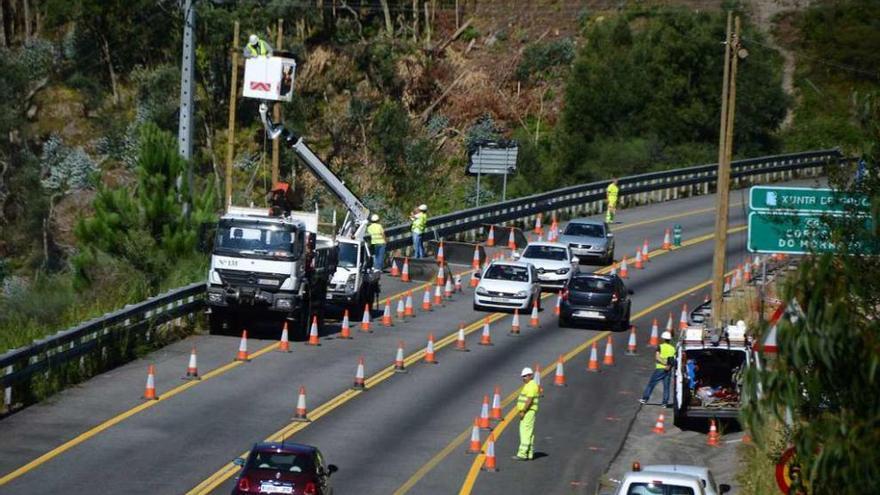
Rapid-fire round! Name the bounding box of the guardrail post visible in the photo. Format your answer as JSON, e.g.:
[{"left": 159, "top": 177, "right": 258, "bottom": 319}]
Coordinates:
[{"left": 4, "top": 364, "right": 12, "bottom": 412}]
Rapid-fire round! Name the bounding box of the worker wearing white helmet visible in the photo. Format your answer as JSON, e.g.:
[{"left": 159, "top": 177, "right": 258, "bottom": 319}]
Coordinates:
[
  {"left": 366, "top": 213, "right": 386, "bottom": 270},
  {"left": 640, "top": 330, "right": 676, "bottom": 407},
  {"left": 513, "top": 366, "right": 540, "bottom": 461},
  {"left": 243, "top": 34, "right": 273, "bottom": 59},
  {"left": 409, "top": 204, "right": 428, "bottom": 258}
]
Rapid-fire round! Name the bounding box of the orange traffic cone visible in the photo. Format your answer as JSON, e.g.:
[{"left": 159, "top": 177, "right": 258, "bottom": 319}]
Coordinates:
[
  {"left": 663, "top": 228, "right": 672, "bottom": 250},
  {"left": 470, "top": 271, "right": 480, "bottom": 288},
  {"left": 554, "top": 355, "right": 567, "bottom": 387},
  {"left": 382, "top": 298, "right": 393, "bottom": 327},
  {"left": 626, "top": 325, "right": 638, "bottom": 355},
  {"left": 653, "top": 413, "right": 666, "bottom": 434},
  {"left": 390, "top": 258, "right": 400, "bottom": 277},
  {"left": 307, "top": 316, "right": 321, "bottom": 346},
  {"left": 292, "top": 386, "right": 309, "bottom": 422},
  {"left": 603, "top": 335, "right": 615, "bottom": 366},
  {"left": 396, "top": 298, "right": 405, "bottom": 320},
  {"left": 455, "top": 325, "right": 469, "bottom": 351},
  {"left": 394, "top": 340, "right": 407, "bottom": 373},
  {"left": 143, "top": 364, "right": 158, "bottom": 400},
  {"left": 486, "top": 225, "right": 496, "bottom": 247},
  {"left": 437, "top": 241, "right": 445, "bottom": 265},
  {"left": 534, "top": 214, "right": 543, "bottom": 235},
  {"left": 401, "top": 257, "right": 411, "bottom": 282},
  {"left": 405, "top": 291, "right": 415, "bottom": 317},
  {"left": 554, "top": 291, "right": 562, "bottom": 316},
  {"left": 744, "top": 260, "right": 752, "bottom": 283},
  {"left": 643, "top": 239, "right": 650, "bottom": 262},
  {"left": 454, "top": 274, "right": 463, "bottom": 293},
  {"left": 649, "top": 319, "right": 660, "bottom": 346},
  {"left": 665, "top": 313, "right": 674, "bottom": 333},
  {"left": 352, "top": 357, "right": 366, "bottom": 390},
  {"left": 467, "top": 417, "right": 482, "bottom": 454},
  {"left": 482, "top": 434, "right": 498, "bottom": 472},
  {"left": 679, "top": 304, "right": 688, "bottom": 330},
  {"left": 490, "top": 386, "right": 503, "bottom": 420},
  {"left": 634, "top": 249, "right": 644, "bottom": 269},
  {"left": 433, "top": 284, "right": 444, "bottom": 306},
  {"left": 340, "top": 310, "right": 353, "bottom": 339},
  {"left": 360, "top": 304, "right": 372, "bottom": 333},
  {"left": 279, "top": 322, "right": 292, "bottom": 352},
  {"left": 184, "top": 347, "right": 199, "bottom": 380},
  {"left": 479, "top": 318, "right": 493, "bottom": 346},
  {"left": 445, "top": 277, "right": 454, "bottom": 299},
  {"left": 533, "top": 363, "right": 543, "bottom": 395},
  {"left": 587, "top": 342, "right": 600, "bottom": 372},
  {"left": 620, "top": 256, "right": 629, "bottom": 279},
  {"left": 472, "top": 245, "right": 481, "bottom": 269},
  {"left": 507, "top": 228, "right": 517, "bottom": 250},
  {"left": 436, "top": 264, "right": 446, "bottom": 287},
  {"left": 235, "top": 330, "right": 250, "bottom": 361},
  {"left": 478, "top": 395, "right": 492, "bottom": 430},
  {"left": 707, "top": 419, "right": 720, "bottom": 446},
  {"left": 510, "top": 310, "right": 521, "bottom": 335},
  {"left": 422, "top": 288, "right": 432, "bottom": 311},
  {"left": 424, "top": 333, "right": 438, "bottom": 364},
  {"left": 529, "top": 299, "right": 540, "bottom": 328}
]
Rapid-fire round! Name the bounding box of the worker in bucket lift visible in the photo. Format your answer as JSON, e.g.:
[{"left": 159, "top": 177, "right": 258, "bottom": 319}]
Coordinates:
[
  {"left": 367, "top": 214, "right": 386, "bottom": 270},
  {"left": 410, "top": 204, "right": 428, "bottom": 258},
  {"left": 243, "top": 34, "right": 273, "bottom": 59}
]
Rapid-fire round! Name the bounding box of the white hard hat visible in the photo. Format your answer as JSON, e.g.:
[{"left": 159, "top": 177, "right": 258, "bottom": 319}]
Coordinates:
[
  {"left": 520, "top": 367, "right": 534, "bottom": 376},
  {"left": 370, "top": 214, "right": 379, "bottom": 222},
  {"left": 248, "top": 34, "right": 259, "bottom": 45},
  {"left": 418, "top": 204, "right": 428, "bottom": 211},
  {"left": 661, "top": 331, "right": 672, "bottom": 340}
]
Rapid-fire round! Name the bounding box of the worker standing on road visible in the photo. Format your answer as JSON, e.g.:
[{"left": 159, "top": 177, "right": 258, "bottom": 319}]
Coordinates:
[
  {"left": 513, "top": 367, "right": 540, "bottom": 461},
  {"left": 243, "top": 34, "right": 273, "bottom": 59},
  {"left": 639, "top": 331, "right": 675, "bottom": 407},
  {"left": 606, "top": 178, "right": 619, "bottom": 223},
  {"left": 410, "top": 204, "right": 428, "bottom": 258},
  {"left": 367, "top": 214, "right": 386, "bottom": 270}
]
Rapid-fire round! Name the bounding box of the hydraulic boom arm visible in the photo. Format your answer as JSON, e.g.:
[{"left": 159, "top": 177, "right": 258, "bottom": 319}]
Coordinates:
[{"left": 259, "top": 103, "right": 370, "bottom": 239}]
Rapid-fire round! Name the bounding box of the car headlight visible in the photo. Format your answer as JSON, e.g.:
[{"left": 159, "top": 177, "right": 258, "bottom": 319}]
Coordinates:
[
  {"left": 556, "top": 267, "right": 570, "bottom": 274},
  {"left": 209, "top": 270, "right": 222, "bottom": 284},
  {"left": 345, "top": 273, "right": 357, "bottom": 293},
  {"left": 208, "top": 291, "right": 223, "bottom": 303},
  {"left": 475, "top": 287, "right": 489, "bottom": 296},
  {"left": 275, "top": 298, "right": 292, "bottom": 310},
  {"left": 515, "top": 290, "right": 528, "bottom": 298}
]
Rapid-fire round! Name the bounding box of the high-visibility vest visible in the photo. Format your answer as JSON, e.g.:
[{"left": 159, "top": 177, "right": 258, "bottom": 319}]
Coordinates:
[
  {"left": 516, "top": 380, "right": 540, "bottom": 413},
  {"left": 246, "top": 40, "right": 270, "bottom": 57},
  {"left": 657, "top": 342, "right": 675, "bottom": 370},
  {"left": 367, "top": 222, "right": 385, "bottom": 245},
  {"left": 411, "top": 212, "right": 427, "bottom": 234},
  {"left": 607, "top": 183, "right": 619, "bottom": 204}
]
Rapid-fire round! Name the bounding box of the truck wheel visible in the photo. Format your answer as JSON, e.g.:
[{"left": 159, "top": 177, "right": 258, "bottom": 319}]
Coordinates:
[{"left": 208, "top": 310, "right": 228, "bottom": 335}]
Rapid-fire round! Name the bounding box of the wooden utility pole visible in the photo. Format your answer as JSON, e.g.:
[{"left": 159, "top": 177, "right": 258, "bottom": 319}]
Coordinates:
[
  {"left": 224, "top": 21, "right": 240, "bottom": 209},
  {"left": 711, "top": 13, "right": 742, "bottom": 326},
  {"left": 272, "top": 19, "right": 283, "bottom": 186}
]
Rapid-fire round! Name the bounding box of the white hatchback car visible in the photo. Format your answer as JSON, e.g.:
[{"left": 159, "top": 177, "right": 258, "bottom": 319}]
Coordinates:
[
  {"left": 516, "top": 242, "right": 579, "bottom": 290},
  {"left": 473, "top": 261, "right": 541, "bottom": 312}
]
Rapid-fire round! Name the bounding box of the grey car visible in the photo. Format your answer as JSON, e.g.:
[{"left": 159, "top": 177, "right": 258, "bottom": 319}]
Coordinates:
[{"left": 558, "top": 218, "right": 614, "bottom": 265}]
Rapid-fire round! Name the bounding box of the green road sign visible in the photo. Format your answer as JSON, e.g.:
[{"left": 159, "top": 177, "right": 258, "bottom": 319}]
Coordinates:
[
  {"left": 750, "top": 186, "right": 870, "bottom": 214},
  {"left": 747, "top": 211, "right": 878, "bottom": 255}
]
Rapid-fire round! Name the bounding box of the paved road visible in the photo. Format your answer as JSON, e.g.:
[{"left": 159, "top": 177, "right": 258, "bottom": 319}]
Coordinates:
[{"left": 0, "top": 179, "right": 817, "bottom": 494}]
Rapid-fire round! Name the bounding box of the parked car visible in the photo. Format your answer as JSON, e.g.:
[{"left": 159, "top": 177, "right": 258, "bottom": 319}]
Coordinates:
[
  {"left": 232, "top": 442, "right": 337, "bottom": 495},
  {"left": 558, "top": 218, "right": 614, "bottom": 265},
  {"left": 473, "top": 261, "right": 542, "bottom": 312},
  {"left": 515, "top": 242, "right": 579, "bottom": 290},
  {"left": 558, "top": 273, "right": 632, "bottom": 330}
]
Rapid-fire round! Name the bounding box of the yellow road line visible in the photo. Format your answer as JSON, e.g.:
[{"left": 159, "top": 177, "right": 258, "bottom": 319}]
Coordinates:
[{"left": 456, "top": 273, "right": 734, "bottom": 495}]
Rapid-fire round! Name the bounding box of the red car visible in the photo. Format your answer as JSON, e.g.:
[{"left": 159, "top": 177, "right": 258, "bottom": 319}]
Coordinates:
[{"left": 232, "top": 442, "right": 337, "bottom": 495}]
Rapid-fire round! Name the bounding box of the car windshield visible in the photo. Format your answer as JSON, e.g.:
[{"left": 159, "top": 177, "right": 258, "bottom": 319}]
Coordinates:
[
  {"left": 338, "top": 243, "right": 358, "bottom": 268},
  {"left": 522, "top": 246, "right": 568, "bottom": 261},
  {"left": 564, "top": 223, "right": 605, "bottom": 237},
  {"left": 215, "top": 222, "right": 296, "bottom": 259},
  {"left": 247, "top": 451, "right": 315, "bottom": 473},
  {"left": 484, "top": 265, "right": 530, "bottom": 282},
  {"left": 626, "top": 483, "right": 695, "bottom": 495},
  {"left": 570, "top": 277, "right": 614, "bottom": 293}
]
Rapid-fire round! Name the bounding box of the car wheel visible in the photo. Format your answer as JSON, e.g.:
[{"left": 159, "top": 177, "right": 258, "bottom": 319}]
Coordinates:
[{"left": 473, "top": 302, "right": 483, "bottom": 312}]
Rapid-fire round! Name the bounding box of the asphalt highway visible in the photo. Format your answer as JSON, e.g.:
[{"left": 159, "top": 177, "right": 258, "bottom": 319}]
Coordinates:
[{"left": 0, "top": 178, "right": 817, "bottom": 494}]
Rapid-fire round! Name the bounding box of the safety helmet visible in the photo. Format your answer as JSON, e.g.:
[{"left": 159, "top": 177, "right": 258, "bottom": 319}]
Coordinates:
[
  {"left": 248, "top": 34, "right": 259, "bottom": 45},
  {"left": 661, "top": 331, "right": 672, "bottom": 340},
  {"left": 418, "top": 204, "right": 428, "bottom": 211},
  {"left": 370, "top": 214, "right": 379, "bottom": 222},
  {"left": 520, "top": 367, "right": 534, "bottom": 377}
]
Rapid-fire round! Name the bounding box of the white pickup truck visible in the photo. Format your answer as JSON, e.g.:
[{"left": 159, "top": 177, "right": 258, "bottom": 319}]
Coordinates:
[{"left": 599, "top": 464, "right": 730, "bottom": 495}]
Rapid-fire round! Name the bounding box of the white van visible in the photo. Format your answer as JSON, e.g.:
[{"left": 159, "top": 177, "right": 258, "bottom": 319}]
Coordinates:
[{"left": 614, "top": 470, "right": 706, "bottom": 495}]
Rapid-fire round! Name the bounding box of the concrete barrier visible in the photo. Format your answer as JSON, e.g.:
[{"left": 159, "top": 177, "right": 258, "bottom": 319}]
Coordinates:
[
  {"left": 427, "top": 240, "right": 486, "bottom": 267},
  {"left": 389, "top": 257, "right": 454, "bottom": 283},
  {"left": 482, "top": 224, "right": 529, "bottom": 250}
]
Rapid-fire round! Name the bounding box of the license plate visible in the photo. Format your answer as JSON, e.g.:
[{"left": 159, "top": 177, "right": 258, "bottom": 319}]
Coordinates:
[
  {"left": 260, "top": 483, "right": 293, "bottom": 494},
  {"left": 490, "top": 297, "right": 510, "bottom": 303},
  {"left": 574, "top": 310, "right": 603, "bottom": 319}
]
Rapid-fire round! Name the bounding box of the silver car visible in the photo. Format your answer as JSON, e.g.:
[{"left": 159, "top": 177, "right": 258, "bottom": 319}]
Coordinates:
[{"left": 558, "top": 219, "right": 614, "bottom": 265}]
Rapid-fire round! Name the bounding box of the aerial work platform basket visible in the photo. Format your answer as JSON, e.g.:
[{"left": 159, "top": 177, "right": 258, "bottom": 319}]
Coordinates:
[{"left": 243, "top": 55, "right": 297, "bottom": 102}]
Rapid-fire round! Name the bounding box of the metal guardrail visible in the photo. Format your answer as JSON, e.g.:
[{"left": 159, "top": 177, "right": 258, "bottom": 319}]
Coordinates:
[{"left": 0, "top": 149, "right": 842, "bottom": 414}]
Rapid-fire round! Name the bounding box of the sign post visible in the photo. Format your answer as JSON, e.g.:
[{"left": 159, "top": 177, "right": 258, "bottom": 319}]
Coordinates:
[{"left": 467, "top": 141, "right": 519, "bottom": 206}]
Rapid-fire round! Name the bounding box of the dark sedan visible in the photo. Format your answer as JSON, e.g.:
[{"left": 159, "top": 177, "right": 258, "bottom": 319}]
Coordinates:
[
  {"left": 559, "top": 274, "right": 632, "bottom": 331},
  {"left": 232, "top": 442, "right": 337, "bottom": 495}
]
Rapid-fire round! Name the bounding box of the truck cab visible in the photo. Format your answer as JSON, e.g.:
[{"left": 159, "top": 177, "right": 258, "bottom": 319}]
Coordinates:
[
  {"left": 673, "top": 324, "right": 752, "bottom": 425},
  {"left": 326, "top": 237, "right": 380, "bottom": 317}
]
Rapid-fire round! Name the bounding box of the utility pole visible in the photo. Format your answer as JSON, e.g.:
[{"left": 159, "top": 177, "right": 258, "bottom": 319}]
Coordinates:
[
  {"left": 224, "top": 21, "right": 240, "bottom": 210},
  {"left": 272, "top": 19, "right": 283, "bottom": 186},
  {"left": 178, "top": 0, "right": 196, "bottom": 218},
  {"left": 711, "top": 13, "right": 744, "bottom": 327}
]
